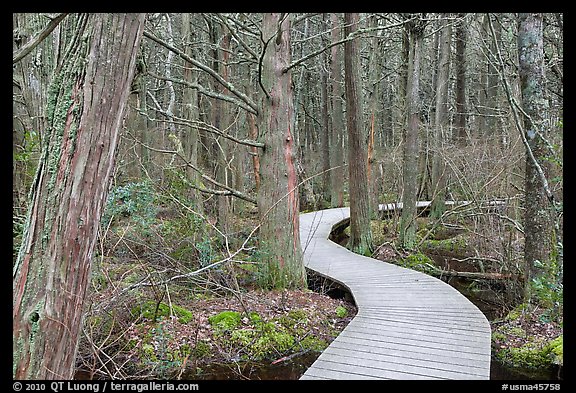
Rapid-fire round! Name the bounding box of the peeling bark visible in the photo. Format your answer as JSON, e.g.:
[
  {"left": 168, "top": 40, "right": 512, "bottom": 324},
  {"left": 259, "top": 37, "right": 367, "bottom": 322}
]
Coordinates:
[
  {"left": 13, "top": 13, "right": 145, "bottom": 380},
  {"left": 256, "top": 13, "right": 305, "bottom": 289}
]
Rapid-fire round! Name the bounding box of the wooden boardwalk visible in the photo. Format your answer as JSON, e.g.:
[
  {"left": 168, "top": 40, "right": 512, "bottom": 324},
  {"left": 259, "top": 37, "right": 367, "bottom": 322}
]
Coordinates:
[{"left": 299, "top": 203, "right": 492, "bottom": 380}]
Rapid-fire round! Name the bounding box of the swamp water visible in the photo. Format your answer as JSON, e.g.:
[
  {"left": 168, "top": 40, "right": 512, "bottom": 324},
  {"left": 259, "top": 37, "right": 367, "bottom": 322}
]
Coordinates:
[{"left": 185, "top": 351, "right": 320, "bottom": 380}]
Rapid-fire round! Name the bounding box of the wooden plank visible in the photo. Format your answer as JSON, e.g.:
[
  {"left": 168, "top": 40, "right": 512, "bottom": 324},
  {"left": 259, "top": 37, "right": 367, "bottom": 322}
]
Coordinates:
[
  {"left": 328, "top": 340, "right": 489, "bottom": 370},
  {"left": 315, "top": 351, "right": 487, "bottom": 379},
  {"left": 299, "top": 205, "right": 492, "bottom": 380},
  {"left": 330, "top": 334, "right": 490, "bottom": 364}
]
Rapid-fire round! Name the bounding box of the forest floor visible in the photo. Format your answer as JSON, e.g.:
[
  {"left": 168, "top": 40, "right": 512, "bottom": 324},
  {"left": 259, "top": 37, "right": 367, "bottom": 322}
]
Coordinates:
[
  {"left": 159, "top": 288, "right": 356, "bottom": 380},
  {"left": 75, "top": 198, "right": 359, "bottom": 380},
  {"left": 78, "top": 211, "right": 357, "bottom": 380},
  {"left": 80, "top": 275, "right": 356, "bottom": 380}
]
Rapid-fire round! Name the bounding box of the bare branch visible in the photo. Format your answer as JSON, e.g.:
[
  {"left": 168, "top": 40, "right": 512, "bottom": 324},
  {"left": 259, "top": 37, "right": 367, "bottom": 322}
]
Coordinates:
[
  {"left": 147, "top": 70, "right": 257, "bottom": 115},
  {"left": 143, "top": 29, "right": 258, "bottom": 114},
  {"left": 145, "top": 89, "right": 263, "bottom": 149},
  {"left": 487, "top": 16, "right": 556, "bottom": 205},
  {"left": 282, "top": 16, "right": 413, "bottom": 74},
  {"left": 128, "top": 129, "right": 257, "bottom": 205},
  {"left": 215, "top": 13, "right": 259, "bottom": 60},
  {"left": 13, "top": 13, "right": 68, "bottom": 64}
]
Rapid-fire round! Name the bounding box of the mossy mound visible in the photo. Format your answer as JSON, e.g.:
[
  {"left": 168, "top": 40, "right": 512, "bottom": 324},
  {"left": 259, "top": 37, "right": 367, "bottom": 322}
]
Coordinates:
[
  {"left": 132, "top": 300, "right": 194, "bottom": 324},
  {"left": 492, "top": 304, "right": 563, "bottom": 374},
  {"left": 231, "top": 322, "right": 295, "bottom": 359},
  {"left": 420, "top": 236, "right": 468, "bottom": 254},
  {"left": 208, "top": 310, "right": 242, "bottom": 333},
  {"left": 208, "top": 309, "right": 329, "bottom": 361},
  {"left": 399, "top": 252, "right": 437, "bottom": 275},
  {"left": 496, "top": 335, "right": 563, "bottom": 370},
  {"left": 547, "top": 335, "right": 563, "bottom": 366}
]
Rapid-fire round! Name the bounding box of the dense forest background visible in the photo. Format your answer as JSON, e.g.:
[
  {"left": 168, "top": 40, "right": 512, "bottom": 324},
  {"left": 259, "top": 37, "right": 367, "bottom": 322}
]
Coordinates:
[{"left": 13, "top": 13, "right": 562, "bottom": 380}]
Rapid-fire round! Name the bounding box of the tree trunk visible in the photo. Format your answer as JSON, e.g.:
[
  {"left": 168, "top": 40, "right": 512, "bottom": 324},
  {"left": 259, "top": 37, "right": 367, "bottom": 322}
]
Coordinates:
[
  {"left": 13, "top": 13, "right": 145, "bottom": 379},
  {"left": 399, "top": 18, "right": 425, "bottom": 250},
  {"left": 454, "top": 14, "right": 468, "bottom": 144},
  {"left": 517, "top": 13, "right": 555, "bottom": 303},
  {"left": 209, "top": 20, "right": 231, "bottom": 233},
  {"left": 181, "top": 13, "right": 204, "bottom": 217},
  {"left": 320, "top": 52, "right": 331, "bottom": 207},
  {"left": 330, "top": 13, "right": 345, "bottom": 208},
  {"left": 481, "top": 14, "right": 502, "bottom": 138},
  {"left": 257, "top": 13, "right": 305, "bottom": 289},
  {"left": 367, "top": 14, "right": 382, "bottom": 217},
  {"left": 344, "top": 13, "right": 373, "bottom": 256},
  {"left": 430, "top": 15, "right": 452, "bottom": 220}
]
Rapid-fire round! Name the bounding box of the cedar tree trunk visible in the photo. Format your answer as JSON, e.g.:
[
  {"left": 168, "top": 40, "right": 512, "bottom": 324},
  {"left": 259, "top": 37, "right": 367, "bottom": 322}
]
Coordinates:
[
  {"left": 13, "top": 13, "right": 145, "bottom": 379},
  {"left": 257, "top": 13, "right": 306, "bottom": 289}
]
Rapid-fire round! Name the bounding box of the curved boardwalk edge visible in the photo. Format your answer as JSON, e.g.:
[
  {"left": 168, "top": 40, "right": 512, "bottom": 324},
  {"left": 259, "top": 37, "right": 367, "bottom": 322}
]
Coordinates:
[{"left": 299, "top": 203, "right": 492, "bottom": 380}]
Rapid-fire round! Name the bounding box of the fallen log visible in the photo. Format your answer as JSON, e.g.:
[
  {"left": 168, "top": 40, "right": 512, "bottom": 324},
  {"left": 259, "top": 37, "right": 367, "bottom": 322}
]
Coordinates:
[{"left": 432, "top": 267, "right": 520, "bottom": 281}]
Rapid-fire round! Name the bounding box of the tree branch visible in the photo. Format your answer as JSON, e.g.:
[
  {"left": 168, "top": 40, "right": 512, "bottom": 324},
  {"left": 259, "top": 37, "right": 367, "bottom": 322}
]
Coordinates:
[
  {"left": 129, "top": 130, "right": 257, "bottom": 205},
  {"left": 147, "top": 70, "right": 257, "bottom": 115},
  {"left": 145, "top": 90, "right": 263, "bottom": 149},
  {"left": 13, "top": 13, "right": 68, "bottom": 64},
  {"left": 487, "top": 16, "right": 556, "bottom": 206},
  {"left": 143, "top": 29, "right": 258, "bottom": 115},
  {"left": 282, "top": 16, "right": 413, "bottom": 74},
  {"left": 215, "top": 13, "right": 259, "bottom": 60}
]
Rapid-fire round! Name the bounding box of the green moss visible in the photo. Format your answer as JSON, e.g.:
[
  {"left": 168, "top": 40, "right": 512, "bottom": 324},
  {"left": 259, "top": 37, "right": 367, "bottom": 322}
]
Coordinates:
[
  {"left": 229, "top": 323, "right": 295, "bottom": 360},
  {"left": 208, "top": 307, "right": 339, "bottom": 362},
  {"left": 547, "top": 335, "right": 563, "bottom": 366},
  {"left": 141, "top": 343, "right": 158, "bottom": 362},
  {"left": 496, "top": 335, "right": 563, "bottom": 370},
  {"left": 400, "top": 252, "right": 437, "bottom": 275},
  {"left": 335, "top": 306, "right": 348, "bottom": 318},
  {"left": 421, "top": 236, "right": 468, "bottom": 254},
  {"left": 277, "top": 309, "right": 308, "bottom": 330},
  {"left": 208, "top": 311, "right": 242, "bottom": 333},
  {"left": 248, "top": 311, "right": 262, "bottom": 324},
  {"left": 497, "top": 344, "right": 548, "bottom": 369},
  {"left": 251, "top": 323, "right": 294, "bottom": 357},
  {"left": 300, "top": 336, "right": 328, "bottom": 352},
  {"left": 492, "top": 332, "right": 507, "bottom": 342},
  {"left": 192, "top": 340, "right": 211, "bottom": 359},
  {"left": 132, "top": 301, "right": 193, "bottom": 324}
]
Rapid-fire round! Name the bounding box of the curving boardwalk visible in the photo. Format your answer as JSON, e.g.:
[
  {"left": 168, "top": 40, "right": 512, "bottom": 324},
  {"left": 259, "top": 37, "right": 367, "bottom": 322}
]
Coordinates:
[{"left": 299, "top": 203, "right": 492, "bottom": 380}]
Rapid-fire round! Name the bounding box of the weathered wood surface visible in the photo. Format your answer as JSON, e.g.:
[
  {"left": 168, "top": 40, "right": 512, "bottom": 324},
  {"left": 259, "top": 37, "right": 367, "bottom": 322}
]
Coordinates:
[{"left": 299, "top": 203, "right": 491, "bottom": 380}]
